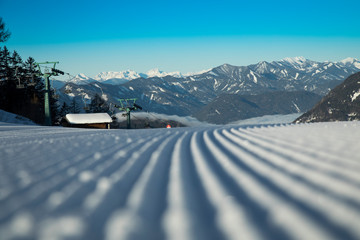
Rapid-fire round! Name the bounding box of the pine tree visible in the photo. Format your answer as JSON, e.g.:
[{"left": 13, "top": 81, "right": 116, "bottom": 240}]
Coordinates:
[
  {"left": 0, "top": 18, "right": 11, "bottom": 42},
  {"left": 88, "top": 94, "right": 109, "bottom": 113},
  {"left": 57, "top": 102, "right": 71, "bottom": 124},
  {"left": 70, "top": 98, "right": 80, "bottom": 113},
  {"left": 0, "top": 47, "right": 61, "bottom": 125},
  {"left": 0, "top": 46, "right": 16, "bottom": 111},
  {"left": 12, "top": 50, "right": 24, "bottom": 88},
  {"left": 0, "top": 46, "right": 12, "bottom": 82},
  {"left": 50, "top": 88, "right": 60, "bottom": 125}
]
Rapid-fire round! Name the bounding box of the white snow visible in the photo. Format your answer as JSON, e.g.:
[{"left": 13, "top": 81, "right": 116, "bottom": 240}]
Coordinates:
[
  {"left": 282, "top": 56, "right": 306, "bottom": 64},
  {"left": 102, "top": 94, "right": 108, "bottom": 101},
  {"left": 145, "top": 69, "right": 183, "bottom": 78},
  {"left": 71, "top": 69, "right": 210, "bottom": 85},
  {"left": 94, "top": 70, "right": 141, "bottom": 81},
  {"left": 68, "top": 73, "right": 96, "bottom": 85},
  {"left": 65, "top": 113, "right": 112, "bottom": 124},
  {"left": 292, "top": 102, "right": 301, "bottom": 112},
  {"left": 183, "top": 68, "right": 211, "bottom": 76},
  {"left": 0, "top": 110, "right": 36, "bottom": 125},
  {"left": 295, "top": 72, "right": 299, "bottom": 79},
  {"left": 1, "top": 121, "right": 360, "bottom": 240},
  {"left": 281, "top": 69, "right": 288, "bottom": 77},
  {"left": 339, "top": 57, "right": 360, "bottom": 69},
  {"left": 230, "top": 113, "right": 302, "bottom": 125},
  {"left": 351, "top": 89, "right": 360, "bottom": 102},
  {"left": 250, "top": 70, "right": 258, "bottom": 83}
]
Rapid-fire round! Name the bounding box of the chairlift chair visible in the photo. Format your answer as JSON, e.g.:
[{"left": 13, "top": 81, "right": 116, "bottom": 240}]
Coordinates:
[
  {"left": 16, "top": 84, "right": 25, "bottom": 89},
  {"left": 27, "top": 73, "right": 36, "bottom": 87},
  {"left": 82, "top": 95, "right": 89, "bottom": 111},
  {"left": 15, "top": 67, "right": 25, "bottom": 89}
]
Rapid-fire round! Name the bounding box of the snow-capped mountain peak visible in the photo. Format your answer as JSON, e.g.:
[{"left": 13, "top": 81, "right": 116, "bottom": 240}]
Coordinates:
[
  {"left": 69, "top": 73, "right": 96, "bottom": 85},
  {"left": 338, "top": 57, "right": 360, "bottom": 69},
  {"left": 77, "top": 73, "right": 90, "bottom": 80},
  {"left": 94, "top": 70, "right": 141, "bottom": 81},
  {"left": 340, "top": 57, "right": 357, "bottom": 64},
  {"left": 282, "top": 56, "right": 307, "bottom": 65},
  {"left": 254, "top": 61, "right": 272, "bottom": 74},
  {"left": 146, "top": 68, "right": 165, "bottom": 78},
  {"left": 145, "top": 68, "right": 183, "bottom": 78},
  {"left": 214, "top": 63, "right": 237, "bottom": 75}
]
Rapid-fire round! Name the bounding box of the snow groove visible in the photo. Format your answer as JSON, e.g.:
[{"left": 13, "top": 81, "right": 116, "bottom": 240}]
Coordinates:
[
  {"left": 227, "top": 129, "right": 360, "bottom": 203},
  {"left": 236, "top": 127, "right": 360, "bottom": 183},
  {"left": 203, "top": 129, "right": 334, "bottom": 240},
  {"left": 0, "top": 122, "right": 360, "bottom": 240}
]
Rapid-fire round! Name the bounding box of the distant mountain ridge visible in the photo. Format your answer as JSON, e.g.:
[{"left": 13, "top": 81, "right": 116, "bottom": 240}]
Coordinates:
[
  {"left": 69, "top": 68, "right": 209, "bottom": 85},
  {"left": 65, "top": 57, "right": 360, "bottom": 91},
  {"left": 194, "top": 91, "right": 322, "bottom": 124},
  {"left": 57, "top": 57, "right": 360, "bottom": 122}
]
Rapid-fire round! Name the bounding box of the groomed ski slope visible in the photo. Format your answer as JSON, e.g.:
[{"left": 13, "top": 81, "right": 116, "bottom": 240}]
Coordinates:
[{"left": 0, "top": 121, "right": 360, "bottom": 240}]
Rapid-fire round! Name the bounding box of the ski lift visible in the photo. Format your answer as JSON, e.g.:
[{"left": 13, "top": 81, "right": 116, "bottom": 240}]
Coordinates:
[
  {"left": 50, "top": 78, "right": 59, "bottom": 99},
  {"left": 27, "top": 64, "right": 37, "bottom": 87},
  {"left": 27, "top": 73, "right": 36, "bottom": 87},
  {"left": 116, "top": 98, "right": 142, "bottom": 129},
  {"left": 64, "top": 74, "right": 73, "bottom": 94},
  {"left": 52, "top": 92, "right": 59, "bottom": 99},
  {"left": 15, "top": 67, "right": 25, "bottom": 89},
  {"left": 82, "top": 95, "right": 89, "bottom": 110}
]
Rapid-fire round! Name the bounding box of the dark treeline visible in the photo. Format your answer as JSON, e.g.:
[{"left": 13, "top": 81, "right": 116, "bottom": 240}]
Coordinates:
[
  {"left": 0, "top": 46, "right": 60, "bottom": 125},
  {"left": 0, "top": 45, "right": 115, "bottom": 125},
  {"left": 0, "top": 19, "right": 114, "bottom": 126}
]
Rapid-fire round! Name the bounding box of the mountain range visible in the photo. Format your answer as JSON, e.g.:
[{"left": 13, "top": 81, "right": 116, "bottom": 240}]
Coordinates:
[
  {"left": 294, "top": 72, "right": 360, "bottom": 123},
  {"left": 68, "top": 68, "right": 208, "bottom": 85},
  {"left": 56, "top": 57, "right": 360, "bottom": 123},
  {"left": 194, "top": 91, "right": 322, "bottom": 124},
  {"left": 66, "top": 57, "right": 360, "bottom": 92}
]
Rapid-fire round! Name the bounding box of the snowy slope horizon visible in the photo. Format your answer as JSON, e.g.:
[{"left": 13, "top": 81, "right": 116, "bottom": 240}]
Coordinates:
[{"left": 63, "top": 57, "right": 360, "bottom": 85}]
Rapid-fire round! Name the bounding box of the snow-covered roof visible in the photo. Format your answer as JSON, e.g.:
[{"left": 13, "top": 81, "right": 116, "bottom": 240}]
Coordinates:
[{"left": 65, "top": 113, "right": 112, "bottom": 124}]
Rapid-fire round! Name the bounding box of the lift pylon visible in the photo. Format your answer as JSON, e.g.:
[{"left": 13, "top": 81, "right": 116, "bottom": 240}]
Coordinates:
[
  {"left": 116, "top": 98, "right": 142, "bottom": 129},
  {"left": 34, "top": 61, "right": 64, "bottom": 126}
]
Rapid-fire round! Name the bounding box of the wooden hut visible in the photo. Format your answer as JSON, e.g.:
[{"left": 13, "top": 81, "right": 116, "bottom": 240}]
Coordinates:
[{"left": 64, "top": 113, "right": 112, "bottom": 129}]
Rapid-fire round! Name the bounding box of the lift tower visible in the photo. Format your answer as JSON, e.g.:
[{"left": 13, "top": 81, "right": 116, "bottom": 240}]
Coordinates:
[
  {"left": 34, "top": 62, "right": 64, "bottom": 126},
  {"left": 116, "top": 98, "right": 142, "bottom": 129}
]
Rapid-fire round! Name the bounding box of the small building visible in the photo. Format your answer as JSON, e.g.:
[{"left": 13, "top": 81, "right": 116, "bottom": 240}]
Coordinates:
[{"left": 64, "top": 113, "right": 112, "bottom": 129}]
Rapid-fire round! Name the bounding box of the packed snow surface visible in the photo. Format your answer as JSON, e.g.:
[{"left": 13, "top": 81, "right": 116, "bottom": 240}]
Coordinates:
[
  {"left": 0, "top": 121, "right": 360, "bottom": 240},
  {"left": 0, "top": 110, "right": 36, "bottom": 125}
]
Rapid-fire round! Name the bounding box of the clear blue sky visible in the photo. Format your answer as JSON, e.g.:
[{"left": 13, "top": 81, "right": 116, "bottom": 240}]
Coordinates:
[{"left": 1, "top": 0, "right": 360, "bottom": 77}]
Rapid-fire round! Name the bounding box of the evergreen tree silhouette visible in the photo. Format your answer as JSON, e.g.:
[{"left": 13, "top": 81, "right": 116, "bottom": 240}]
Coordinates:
[{"left": 0, "top": 18, "right": 11, "bottom": 42}]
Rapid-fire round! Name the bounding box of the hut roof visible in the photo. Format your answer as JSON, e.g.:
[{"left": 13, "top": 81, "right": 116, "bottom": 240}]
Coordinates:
[{"left": 65, "top": 113, "right": 112, "bottom": 124}]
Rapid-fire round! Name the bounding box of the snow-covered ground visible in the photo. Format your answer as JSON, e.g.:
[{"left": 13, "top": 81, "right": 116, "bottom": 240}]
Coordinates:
[
  {"left": 0, "top": 121, "right": 360, "bottom": 240},
  {"left": 0, "top": 110, "right": 36, "bottom": 125},
  {"left": 230, "top": 113, "right": 302, "bottom": 126}
]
